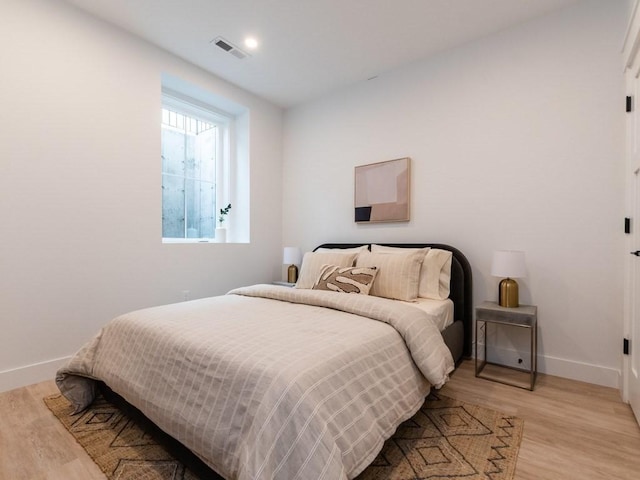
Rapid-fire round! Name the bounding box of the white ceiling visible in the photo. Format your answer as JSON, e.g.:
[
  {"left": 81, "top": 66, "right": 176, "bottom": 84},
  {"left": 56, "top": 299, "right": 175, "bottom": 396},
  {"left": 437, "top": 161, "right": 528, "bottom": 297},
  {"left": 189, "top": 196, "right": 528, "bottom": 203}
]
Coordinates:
[{"left": 62, "top": 0, "right": 584, "bottom": 108}]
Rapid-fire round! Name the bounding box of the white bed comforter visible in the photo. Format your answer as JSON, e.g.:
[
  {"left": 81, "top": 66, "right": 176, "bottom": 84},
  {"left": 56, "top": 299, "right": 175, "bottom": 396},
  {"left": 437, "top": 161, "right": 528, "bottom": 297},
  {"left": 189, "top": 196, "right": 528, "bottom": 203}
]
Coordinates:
[{"left": 56, "top": 285, "right": 455, "bottom": 480}]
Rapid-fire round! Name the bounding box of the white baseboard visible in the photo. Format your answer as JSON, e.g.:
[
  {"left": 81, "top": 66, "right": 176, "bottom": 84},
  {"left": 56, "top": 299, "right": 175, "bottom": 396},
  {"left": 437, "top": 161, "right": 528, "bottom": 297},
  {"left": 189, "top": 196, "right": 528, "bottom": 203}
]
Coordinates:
[
  {"left": 538, "top": 354, "right": 621, "bottom": 389},
  {"left": 480, "top": 344, "right": 621, "bottom": 389},
  {"left": 0, "top": 356, "right": 71, "bottom": 393}
]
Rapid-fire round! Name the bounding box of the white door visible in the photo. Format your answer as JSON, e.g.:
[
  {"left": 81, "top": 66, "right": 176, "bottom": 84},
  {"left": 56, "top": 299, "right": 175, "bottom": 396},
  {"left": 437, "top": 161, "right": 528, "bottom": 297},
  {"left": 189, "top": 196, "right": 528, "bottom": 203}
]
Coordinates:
[{"left": 623, "top": 3, "right": 640, "bottom": 425}]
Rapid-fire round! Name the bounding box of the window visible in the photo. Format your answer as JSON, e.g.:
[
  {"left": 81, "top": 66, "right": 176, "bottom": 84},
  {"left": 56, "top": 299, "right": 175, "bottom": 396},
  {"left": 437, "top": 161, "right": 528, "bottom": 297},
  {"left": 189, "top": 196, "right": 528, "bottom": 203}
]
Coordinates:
[
  {"left": 161, "top": 93, "right": 230, "bottom": 241},
  {"left": 160, "top": 73, "right": 250, "bottom": 244}
]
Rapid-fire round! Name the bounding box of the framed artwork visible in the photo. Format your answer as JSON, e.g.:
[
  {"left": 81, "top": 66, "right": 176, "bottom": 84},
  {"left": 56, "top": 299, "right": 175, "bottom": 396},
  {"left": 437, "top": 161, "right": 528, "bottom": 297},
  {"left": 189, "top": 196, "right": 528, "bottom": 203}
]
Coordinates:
[{"left": 354, "top": 157, "right": 410, "bottom": 223}]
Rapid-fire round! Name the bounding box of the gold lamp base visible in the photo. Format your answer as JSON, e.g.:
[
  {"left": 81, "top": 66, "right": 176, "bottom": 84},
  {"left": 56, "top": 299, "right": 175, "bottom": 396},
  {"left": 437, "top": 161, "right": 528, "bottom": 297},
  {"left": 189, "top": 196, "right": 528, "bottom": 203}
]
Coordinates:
[
  {"left": 498, "top": 278, "right": 519, "bottom": 308},
  {"left": 287, "top": 264, "right": 298, "bottom": 283}
]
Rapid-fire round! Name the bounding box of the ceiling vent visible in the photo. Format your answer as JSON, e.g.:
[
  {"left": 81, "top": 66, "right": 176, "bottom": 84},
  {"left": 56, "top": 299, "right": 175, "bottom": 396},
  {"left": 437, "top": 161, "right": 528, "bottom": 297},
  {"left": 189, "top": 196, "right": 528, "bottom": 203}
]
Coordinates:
[{"left": 211, "top": 36, "right": 249, "bottom": 60}]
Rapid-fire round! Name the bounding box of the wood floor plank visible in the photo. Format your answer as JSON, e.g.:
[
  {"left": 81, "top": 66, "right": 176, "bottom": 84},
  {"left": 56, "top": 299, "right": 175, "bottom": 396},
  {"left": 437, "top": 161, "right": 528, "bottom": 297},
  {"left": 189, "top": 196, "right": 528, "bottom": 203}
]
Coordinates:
[
  {"left": 1, "top": 360, "right": 639, "bottom": 480},
  {"left": 0, "top": 380, "right": 105, "bottom": 480},
  {"left": 440, "top": 361, "right": 640, "bottom": 480}
]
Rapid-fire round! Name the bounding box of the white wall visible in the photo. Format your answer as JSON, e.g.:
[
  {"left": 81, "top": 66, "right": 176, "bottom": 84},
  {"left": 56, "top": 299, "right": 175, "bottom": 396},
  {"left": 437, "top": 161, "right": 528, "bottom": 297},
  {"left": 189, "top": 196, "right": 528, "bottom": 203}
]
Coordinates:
[
  {"left": 0, "top": 0, "right": 283, "bottom": 391},
  {"left": 283, "top": 0, "right": 629, "bottom": 387}
]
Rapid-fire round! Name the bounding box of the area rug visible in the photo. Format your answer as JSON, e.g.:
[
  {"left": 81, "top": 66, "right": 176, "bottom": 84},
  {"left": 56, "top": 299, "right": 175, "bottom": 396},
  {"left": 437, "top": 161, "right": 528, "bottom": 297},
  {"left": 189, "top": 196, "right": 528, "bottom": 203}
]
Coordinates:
[{"left": 44, "top": 391, "right": 523, "bottom": 480}]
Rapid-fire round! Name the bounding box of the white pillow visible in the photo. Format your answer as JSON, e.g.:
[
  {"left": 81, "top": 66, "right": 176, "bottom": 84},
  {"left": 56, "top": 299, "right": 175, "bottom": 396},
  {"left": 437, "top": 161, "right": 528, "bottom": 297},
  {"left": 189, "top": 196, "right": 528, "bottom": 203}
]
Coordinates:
[
  {"left": 315, "top": 245, "right": 368, "bottom": 253},
  {"left": 295, "top": 251, "right": 358, "bottom": 289},
  {"left": 370, "top": 245, "right": 452, "bottom": 300},
  {"left": 423, "top": 248, "right": 453, "bottom": 300},
  {"left": 371, "top": 245, "right": 428, "bottom": 256},
  {"left": 356, "top": 249, "right": 426, "bottom": 301}
]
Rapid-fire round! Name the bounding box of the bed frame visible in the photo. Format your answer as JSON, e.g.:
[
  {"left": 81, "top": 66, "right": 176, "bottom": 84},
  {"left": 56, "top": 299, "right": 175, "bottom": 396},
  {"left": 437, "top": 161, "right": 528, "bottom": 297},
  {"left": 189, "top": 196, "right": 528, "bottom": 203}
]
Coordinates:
[{"left": 314, "top": 243, "right": 473, "bottom": 363}]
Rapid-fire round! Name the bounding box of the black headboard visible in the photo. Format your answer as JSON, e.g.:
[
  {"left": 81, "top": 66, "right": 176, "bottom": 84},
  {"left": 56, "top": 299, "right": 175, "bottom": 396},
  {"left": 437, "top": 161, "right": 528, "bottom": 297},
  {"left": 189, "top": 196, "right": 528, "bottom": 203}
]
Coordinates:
[{"left": 314, "top": 243, "right": 473, "bottom": 358}]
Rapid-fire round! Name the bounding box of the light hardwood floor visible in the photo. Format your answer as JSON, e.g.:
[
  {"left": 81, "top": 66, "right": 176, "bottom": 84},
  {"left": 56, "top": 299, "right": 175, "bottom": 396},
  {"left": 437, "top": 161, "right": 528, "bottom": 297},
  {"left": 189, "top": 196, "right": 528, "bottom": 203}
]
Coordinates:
[{"left": 1, "top": 360, "right": 639, "bottom": 480}]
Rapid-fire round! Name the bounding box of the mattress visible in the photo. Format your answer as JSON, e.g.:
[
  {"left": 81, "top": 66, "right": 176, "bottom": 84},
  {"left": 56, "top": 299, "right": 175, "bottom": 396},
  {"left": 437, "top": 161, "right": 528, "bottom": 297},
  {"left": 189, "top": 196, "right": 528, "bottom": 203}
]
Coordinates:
[{"left": 399, "top": 297, "right": 454, "bottom": 331}]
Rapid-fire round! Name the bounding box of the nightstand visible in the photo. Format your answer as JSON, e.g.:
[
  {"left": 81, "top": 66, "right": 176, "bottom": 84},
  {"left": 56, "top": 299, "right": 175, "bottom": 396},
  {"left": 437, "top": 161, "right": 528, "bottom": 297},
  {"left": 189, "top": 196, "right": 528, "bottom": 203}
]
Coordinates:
[
  {"left": 273, "top": 281, "right": 295, "bottom": 287},
  {"left": 475, "top": 301, "right": 537, "bottom": 390}
]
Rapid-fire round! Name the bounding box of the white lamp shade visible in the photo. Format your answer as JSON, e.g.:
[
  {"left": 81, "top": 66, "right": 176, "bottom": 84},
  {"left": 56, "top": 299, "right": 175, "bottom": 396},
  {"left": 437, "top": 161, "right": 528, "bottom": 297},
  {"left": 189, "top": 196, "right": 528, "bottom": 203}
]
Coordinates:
[
  {"left": 491, "top": 250, "right": 526, "bottom": 278},
  {"left": 283, "top": 247, "right": 302, "bottom": 265}
]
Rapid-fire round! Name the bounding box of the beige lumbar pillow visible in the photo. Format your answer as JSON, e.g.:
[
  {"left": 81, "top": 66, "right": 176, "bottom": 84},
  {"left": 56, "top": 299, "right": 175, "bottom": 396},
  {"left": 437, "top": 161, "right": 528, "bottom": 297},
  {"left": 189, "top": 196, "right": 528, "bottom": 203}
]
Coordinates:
[{"left": 312, "top": 265, "right": 378, "bottom": 294}]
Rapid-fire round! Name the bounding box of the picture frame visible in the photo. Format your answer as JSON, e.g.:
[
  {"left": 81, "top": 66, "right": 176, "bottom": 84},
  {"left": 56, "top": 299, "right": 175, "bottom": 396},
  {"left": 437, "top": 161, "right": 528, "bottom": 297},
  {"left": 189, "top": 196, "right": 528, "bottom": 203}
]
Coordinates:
[{"left": 354, "top": 157, "right": 410, "bottom": 223}]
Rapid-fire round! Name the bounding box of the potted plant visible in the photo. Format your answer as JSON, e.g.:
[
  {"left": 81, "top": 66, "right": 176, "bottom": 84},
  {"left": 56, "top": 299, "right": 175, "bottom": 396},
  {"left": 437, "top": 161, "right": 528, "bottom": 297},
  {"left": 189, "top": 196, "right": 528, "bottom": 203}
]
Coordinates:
[{"left": 215, "top": 203, "right": 231, "bottom": 242}]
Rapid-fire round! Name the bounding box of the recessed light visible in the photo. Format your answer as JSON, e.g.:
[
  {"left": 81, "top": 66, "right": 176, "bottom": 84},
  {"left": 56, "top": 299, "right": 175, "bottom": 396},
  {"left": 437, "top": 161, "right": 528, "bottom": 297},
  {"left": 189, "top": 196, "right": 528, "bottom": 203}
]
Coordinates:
[{"left": 244, "top": 37, "right": 259, "bottom": 50}]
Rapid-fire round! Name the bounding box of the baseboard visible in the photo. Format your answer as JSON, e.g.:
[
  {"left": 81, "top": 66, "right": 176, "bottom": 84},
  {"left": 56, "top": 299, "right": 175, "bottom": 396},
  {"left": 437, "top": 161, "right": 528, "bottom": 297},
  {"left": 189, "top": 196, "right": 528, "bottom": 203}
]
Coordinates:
[
  {"left": 538, "top": 354, "right": 620, "bottom": 389},
  {"left": 480, "top": 344, "right": 620, "bottom": 389},
  {"left": 0, "top": 356, "right": 71, "bottom": 393}
]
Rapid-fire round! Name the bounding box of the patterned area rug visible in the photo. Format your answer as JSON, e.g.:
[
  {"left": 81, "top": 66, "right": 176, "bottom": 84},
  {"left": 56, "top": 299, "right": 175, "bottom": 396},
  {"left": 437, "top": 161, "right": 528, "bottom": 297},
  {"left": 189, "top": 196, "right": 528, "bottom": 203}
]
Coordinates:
[
  {"left": 357, "top": 393, "right": 523, "bottom": 480},
  {"left": 44, "top": 392, "right": 523, "bottom": 480}
]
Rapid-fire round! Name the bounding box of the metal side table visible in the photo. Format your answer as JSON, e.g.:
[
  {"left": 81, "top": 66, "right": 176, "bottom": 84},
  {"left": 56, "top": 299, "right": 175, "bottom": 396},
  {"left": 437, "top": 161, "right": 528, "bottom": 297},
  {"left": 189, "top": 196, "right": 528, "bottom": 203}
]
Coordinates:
[{"left": 475, "top": 301, "right": 537, "bottom": 390}]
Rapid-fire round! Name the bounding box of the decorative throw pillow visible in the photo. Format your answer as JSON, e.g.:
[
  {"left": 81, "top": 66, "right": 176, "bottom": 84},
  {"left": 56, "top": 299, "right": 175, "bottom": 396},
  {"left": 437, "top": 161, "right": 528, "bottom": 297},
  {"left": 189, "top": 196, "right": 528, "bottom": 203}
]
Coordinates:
[
  {"left": 356, "top": 250, "right": 426, "bottom": 301},
  {"left": 312, "top": 265, "right": 378, "bottom": 294},
  {"left": 295, "top": 251, "right": 358, "bottom": 289}
]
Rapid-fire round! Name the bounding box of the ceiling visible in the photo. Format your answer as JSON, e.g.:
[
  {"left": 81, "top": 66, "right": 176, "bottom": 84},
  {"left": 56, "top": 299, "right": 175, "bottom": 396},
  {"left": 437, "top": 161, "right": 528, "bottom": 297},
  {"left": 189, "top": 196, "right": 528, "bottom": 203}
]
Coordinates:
[{"left": 62, "top": 0, "right": 584, "bottom": 108}]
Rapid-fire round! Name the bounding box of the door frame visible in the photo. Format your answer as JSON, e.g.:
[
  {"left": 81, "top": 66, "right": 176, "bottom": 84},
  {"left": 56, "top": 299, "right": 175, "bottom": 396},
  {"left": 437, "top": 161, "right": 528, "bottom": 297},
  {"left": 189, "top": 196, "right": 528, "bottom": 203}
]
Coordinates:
[{"left": 622, "top": 0, "right": 640, "bottom": 418}]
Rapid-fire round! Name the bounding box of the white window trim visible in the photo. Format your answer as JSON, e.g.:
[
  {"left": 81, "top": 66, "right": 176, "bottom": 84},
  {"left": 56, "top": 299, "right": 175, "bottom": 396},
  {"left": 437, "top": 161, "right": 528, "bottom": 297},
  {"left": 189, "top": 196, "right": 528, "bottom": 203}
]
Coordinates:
[{"left": 161, "top": 88, "right": 234, "bottom": 243}]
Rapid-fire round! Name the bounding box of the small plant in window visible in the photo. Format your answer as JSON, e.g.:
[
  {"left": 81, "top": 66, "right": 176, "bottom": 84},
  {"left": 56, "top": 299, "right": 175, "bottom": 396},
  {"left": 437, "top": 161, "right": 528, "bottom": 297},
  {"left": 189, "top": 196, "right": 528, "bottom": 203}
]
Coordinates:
[{"left": 218, "top": 203, "right": 232, "bottom": 225}]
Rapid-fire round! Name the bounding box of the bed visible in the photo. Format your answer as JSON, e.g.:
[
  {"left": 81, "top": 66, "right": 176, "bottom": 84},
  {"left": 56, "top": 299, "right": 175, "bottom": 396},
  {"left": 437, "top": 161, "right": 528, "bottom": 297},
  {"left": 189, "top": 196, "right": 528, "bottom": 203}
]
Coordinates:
[
  {"left": 314, "top": 243, "right": 473, "bottom": 362},
  {"left": 56, "top": 243, "right": 472, "bottom": 480}
]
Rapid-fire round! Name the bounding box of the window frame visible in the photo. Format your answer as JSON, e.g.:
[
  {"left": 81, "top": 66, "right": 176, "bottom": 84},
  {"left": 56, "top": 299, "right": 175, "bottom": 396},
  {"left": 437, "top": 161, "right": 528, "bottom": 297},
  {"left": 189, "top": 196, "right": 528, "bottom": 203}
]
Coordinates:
[{"left": 161, "top": 89, "right": 233, "bottom": 243}]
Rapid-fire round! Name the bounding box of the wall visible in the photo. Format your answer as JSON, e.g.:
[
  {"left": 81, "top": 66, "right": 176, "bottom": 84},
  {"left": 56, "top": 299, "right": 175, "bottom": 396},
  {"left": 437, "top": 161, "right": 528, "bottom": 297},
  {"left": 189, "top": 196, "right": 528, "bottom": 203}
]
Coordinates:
[
  {"left": 0, "top": 0, "right": 283, "bottom": 391},
  {"left": 283, "top": 0, "right": 629, "bottom": 387}
]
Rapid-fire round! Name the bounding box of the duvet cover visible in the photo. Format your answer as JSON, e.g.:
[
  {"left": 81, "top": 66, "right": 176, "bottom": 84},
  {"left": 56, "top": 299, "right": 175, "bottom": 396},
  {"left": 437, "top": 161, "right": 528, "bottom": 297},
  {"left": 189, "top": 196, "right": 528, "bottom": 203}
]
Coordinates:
[{"left": 57, "top": 284, "right": 454, "bottom": 480}]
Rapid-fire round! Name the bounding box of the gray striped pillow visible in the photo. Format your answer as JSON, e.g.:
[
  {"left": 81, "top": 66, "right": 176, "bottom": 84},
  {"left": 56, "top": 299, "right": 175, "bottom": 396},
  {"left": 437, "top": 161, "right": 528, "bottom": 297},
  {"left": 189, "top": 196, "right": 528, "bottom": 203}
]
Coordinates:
[{"left": 312, "top": 265, "right": 378, "bottom": 295}]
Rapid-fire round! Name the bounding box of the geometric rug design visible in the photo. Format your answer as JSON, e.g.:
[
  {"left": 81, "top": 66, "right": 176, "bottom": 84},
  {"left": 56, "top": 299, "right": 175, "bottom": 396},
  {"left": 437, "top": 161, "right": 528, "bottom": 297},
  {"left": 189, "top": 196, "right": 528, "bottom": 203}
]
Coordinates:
[
  {"left": 44, "top": 394, "right": 201, "bottom": 480},
  {"left": 45, "top": 392, "right": 523, "bottom": 480},
  {"left": 357, "top": 393, "right": 524, "bottom": 480}
]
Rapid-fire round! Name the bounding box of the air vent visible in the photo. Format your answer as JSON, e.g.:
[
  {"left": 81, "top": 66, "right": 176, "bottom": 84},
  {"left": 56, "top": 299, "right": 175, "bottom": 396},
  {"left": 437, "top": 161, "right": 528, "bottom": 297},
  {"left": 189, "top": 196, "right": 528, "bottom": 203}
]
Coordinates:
[
  {"left": 215, "top": 39, "right": 233, "bottom": 52},
  {"left": 211, "top": 36, "right": 249, "bottom": 60}
]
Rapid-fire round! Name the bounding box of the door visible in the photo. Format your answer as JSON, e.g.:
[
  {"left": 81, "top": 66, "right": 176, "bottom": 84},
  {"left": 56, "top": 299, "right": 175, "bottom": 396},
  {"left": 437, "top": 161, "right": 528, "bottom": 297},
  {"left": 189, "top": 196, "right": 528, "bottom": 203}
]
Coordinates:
[{"left": 623, "top": 4, "right": 640, "bottom": 425}]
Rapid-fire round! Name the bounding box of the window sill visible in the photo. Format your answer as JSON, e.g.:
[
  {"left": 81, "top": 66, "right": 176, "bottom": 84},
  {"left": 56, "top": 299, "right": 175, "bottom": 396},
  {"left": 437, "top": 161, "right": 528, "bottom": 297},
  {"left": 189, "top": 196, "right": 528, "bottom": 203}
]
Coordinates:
[
  {"left": 163, "top": 238, "right": 218, "bottom": 244},
  {"left": 162, "top": 238, "right": 249, "bottom": 244}
]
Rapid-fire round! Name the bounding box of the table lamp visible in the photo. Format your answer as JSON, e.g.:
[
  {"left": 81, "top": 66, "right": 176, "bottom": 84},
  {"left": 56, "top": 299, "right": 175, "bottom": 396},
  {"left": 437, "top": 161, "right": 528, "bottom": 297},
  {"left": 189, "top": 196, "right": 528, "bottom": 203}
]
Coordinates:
[
  {"left": 283, "top": 247, "right": 302, "bottom": 283},
  {"left": 491, "top": 250, "right": 526, "bottom": 308}
]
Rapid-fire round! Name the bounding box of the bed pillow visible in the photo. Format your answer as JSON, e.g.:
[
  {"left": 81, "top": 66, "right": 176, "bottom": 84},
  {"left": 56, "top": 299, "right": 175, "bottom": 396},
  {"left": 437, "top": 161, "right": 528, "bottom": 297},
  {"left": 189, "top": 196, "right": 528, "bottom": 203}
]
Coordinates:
[
  {"left": 422, "top": 248, "right": 453, "bottom": 300},
  {"left": 371, "top": 245, "right": 452, "bottom": 300},
  {"left": 315, "top": 245, "right": 369, "bottom": 253},
  {"left": 295, "top": 251, "right": 358, "bottom": 289},
  {"left": 371, "top": 244, "right": 429, "bottom": 257},
  {"left": 312, "top": 265, "right": 378, "bottom": 295},
  {"left": 370, "top": 245, "right": 430, "bottom": 296},
  {"left": 356, "top": 249, "right": 426, "bottom": 301}
]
